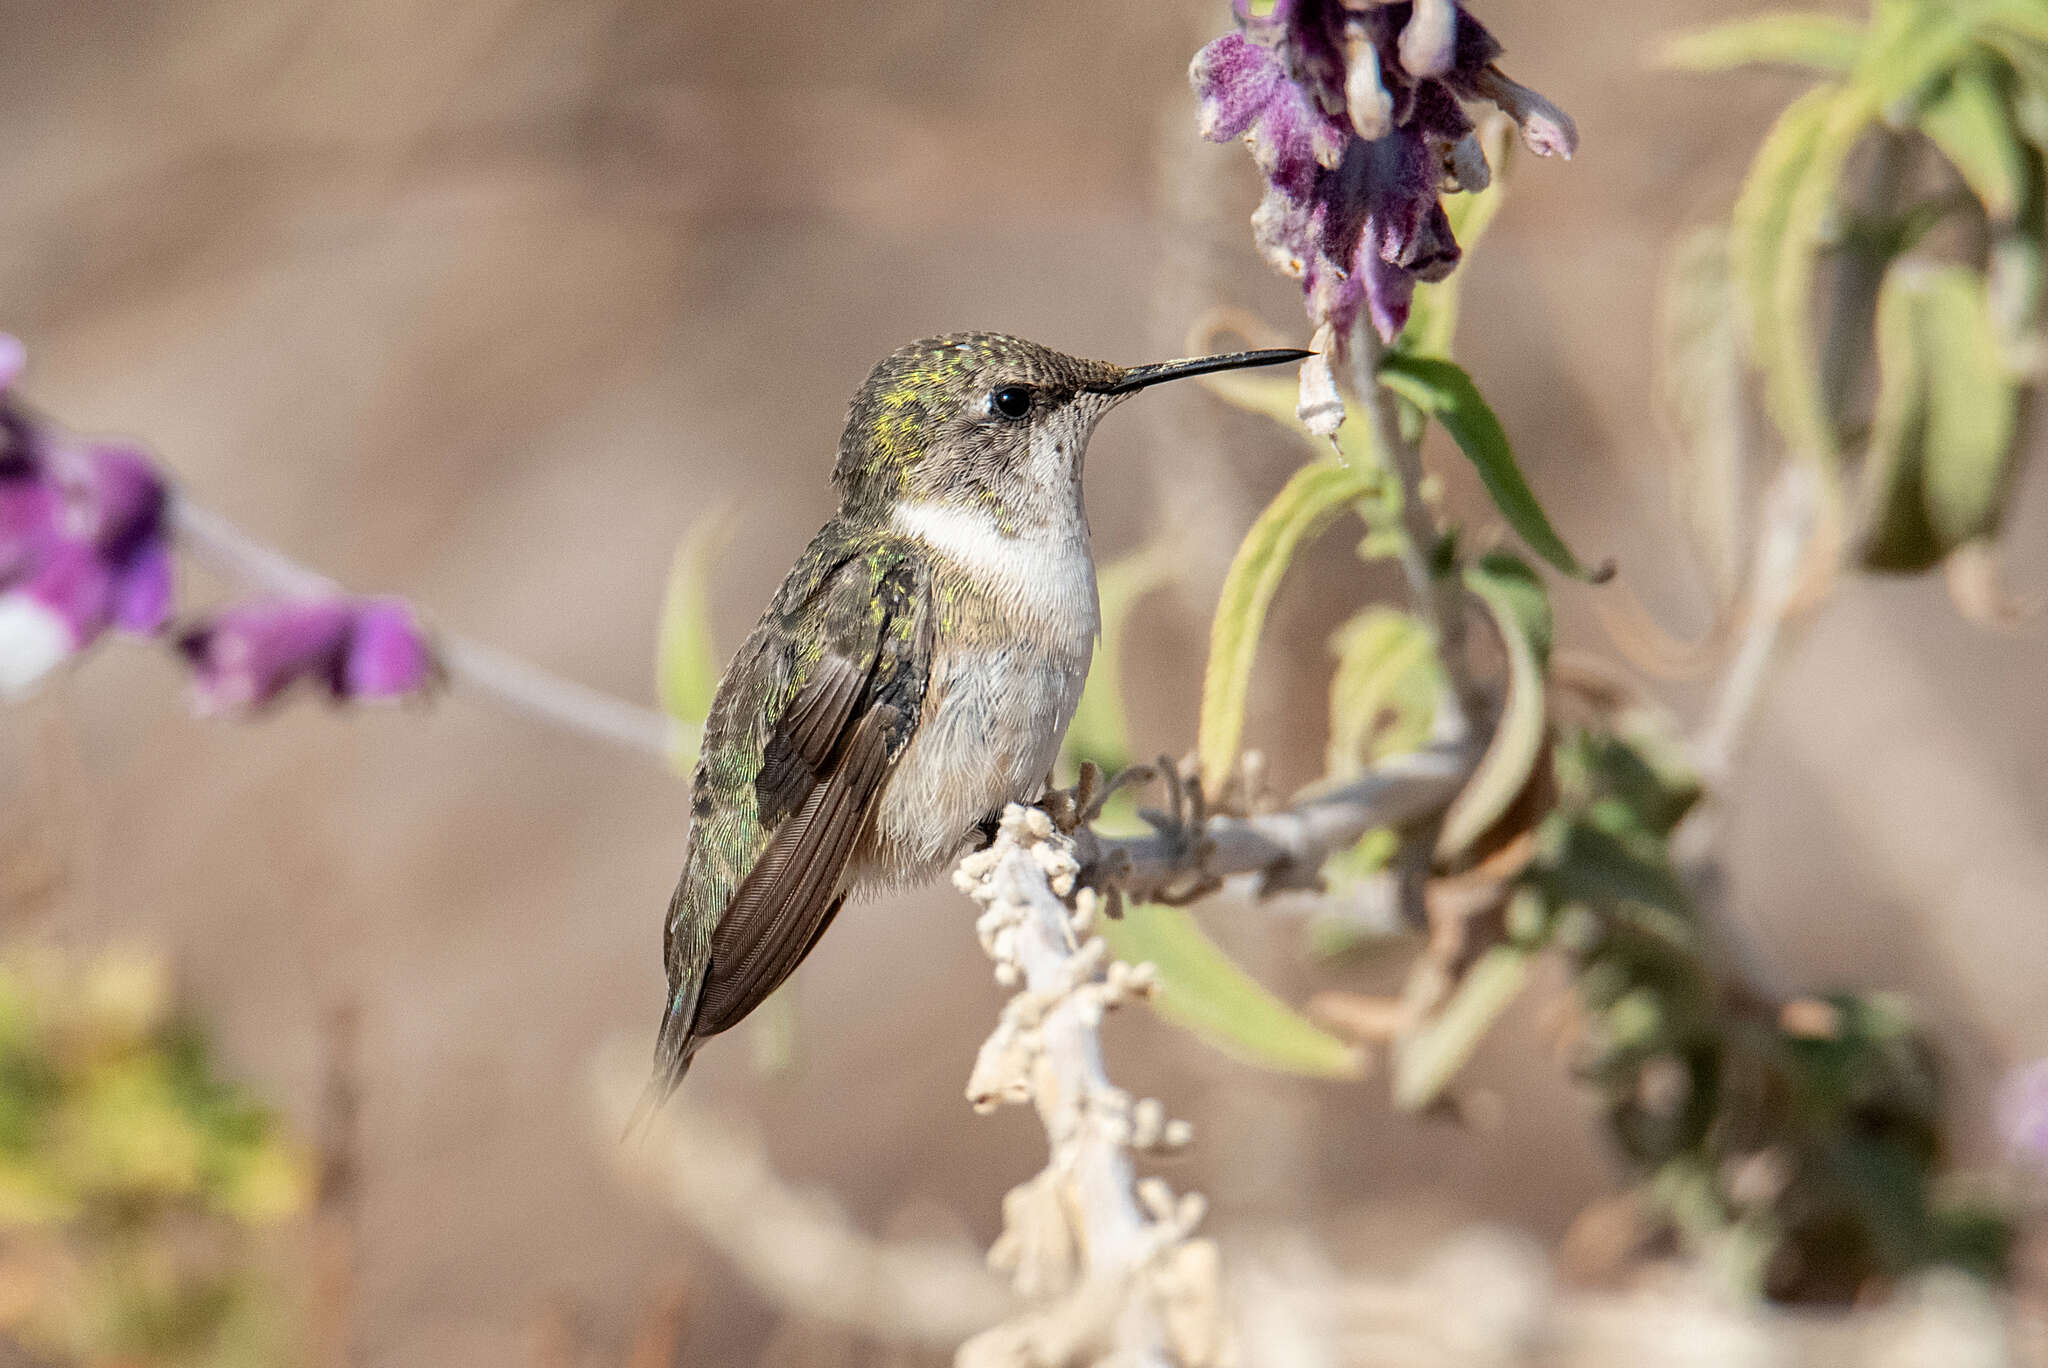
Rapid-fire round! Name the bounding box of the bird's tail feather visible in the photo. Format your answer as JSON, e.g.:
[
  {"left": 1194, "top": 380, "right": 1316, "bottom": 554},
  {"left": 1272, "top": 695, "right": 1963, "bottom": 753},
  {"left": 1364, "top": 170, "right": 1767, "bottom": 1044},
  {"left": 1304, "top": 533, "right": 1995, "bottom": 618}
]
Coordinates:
[{"left": 623, "top": 990, "right": 701, "bottom": 1143}]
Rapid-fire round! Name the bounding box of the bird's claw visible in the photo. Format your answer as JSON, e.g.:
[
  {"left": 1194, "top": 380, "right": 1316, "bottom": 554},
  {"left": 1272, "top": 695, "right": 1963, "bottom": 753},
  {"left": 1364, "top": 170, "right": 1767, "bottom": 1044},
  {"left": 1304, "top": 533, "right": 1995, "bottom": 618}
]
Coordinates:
[{"left": 1135, "top": 754, "right": 1223, "bottom": 907}]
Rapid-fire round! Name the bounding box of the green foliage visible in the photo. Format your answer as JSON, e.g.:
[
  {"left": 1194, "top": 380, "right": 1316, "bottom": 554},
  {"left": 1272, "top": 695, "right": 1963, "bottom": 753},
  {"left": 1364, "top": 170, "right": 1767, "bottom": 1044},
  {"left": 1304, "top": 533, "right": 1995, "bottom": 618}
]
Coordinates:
[
  {"left": 654, "top": 506, "right": 733, "bottom": 772},
  {"left": 1861, "top": 264, "right": 2025, "bottom": 568},
  {"left": 1536, "top": 724, "right": 2006, "bottom": 1299},
  {"left": 1100, "top": 905, "right": 1366, "bottom": 1079},
  {"left": 1658, "top": 12, "right": 1865, "bottom": 74},
  {"left": 1681, "top": 0, "right": 2047, "bottom": 588},
  {"left": 1436, "top": 553, "right": 1551, "bottom": 862},
  {"left": 1324, "top": 608, "right": 1439, "bottom": 780},
  {"left": 1922, "top": 58, "right": 2031, "bottom": 223},
  {"left": 0, "top": 948, "right": 307, "bottom": 1366},
  {"left": 1376, "top": 354, "right": 1605, "bottom": 581},
  {"left": 1196, "top": 461, "right": 1385, "bottom": 785},
  {"left": 1391, "top": 944, "right": 1533, "bottom": 1112}
]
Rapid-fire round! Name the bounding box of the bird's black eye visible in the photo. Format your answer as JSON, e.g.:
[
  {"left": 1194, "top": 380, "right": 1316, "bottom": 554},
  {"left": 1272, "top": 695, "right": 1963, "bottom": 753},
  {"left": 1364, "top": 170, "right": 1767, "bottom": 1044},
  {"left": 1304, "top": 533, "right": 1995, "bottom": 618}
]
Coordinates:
[{"left": 989, "top": 385, "right": 1032, "bottom": 420}]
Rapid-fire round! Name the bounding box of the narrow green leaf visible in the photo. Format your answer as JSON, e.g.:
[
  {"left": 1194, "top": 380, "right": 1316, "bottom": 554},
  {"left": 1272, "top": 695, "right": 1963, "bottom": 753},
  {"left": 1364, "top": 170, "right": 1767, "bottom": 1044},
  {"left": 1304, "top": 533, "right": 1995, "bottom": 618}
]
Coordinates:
[
  {"left": 1437, "top": 553, "right": 1550, "bottom": 861},
  {"left": 1859, "top": 255, "right": 1940, "bottom": 570},
  {"left": 1658, "top": 227, "right": 1752, "bottom": 599},
  {"left": 1919, "top": 59, "right": 2030, "bottom": 222},
  {"left": 1198, "top": 461, "right": 1378, "bottom": 784},
  {"left": 1392, "top": 944, "right": 1534, "bottom": 1110},
  {"left": 1858, "top": 264, "right": 2022, "bottom": 570},
  {"left": 1729, "top": 83, "right": 1838, "bottom": 376},
  {"left": 1101, "top": 903, "right": 1366, "bottom": 1079},
  {"left": 1064, "top": 539, "right": 1177, "bottom": 774},
  {"left": 1980, "top": 1, "right": 2048, "bottom": 52},
  {"left": 1326, "top": 608, "right": 1441, "bottom": 780},
  {"left": 1766, "top": 87, "right": 1872, "bottom": 472},
  {"left": 655, "top": 507, "right": 734, "bottom": 772},
  {"left": 1377, "top": 354, "right": 1604, "bottom": 581},
  {"left": 1658, "top": 12, "right": 1865, "bottom": 75},
  {"left": 1856, "top": 2, "right": 1970, "bottom": 111},
  {"left": 1918, "top": 267, "right": 2024, "bottom": 547}
]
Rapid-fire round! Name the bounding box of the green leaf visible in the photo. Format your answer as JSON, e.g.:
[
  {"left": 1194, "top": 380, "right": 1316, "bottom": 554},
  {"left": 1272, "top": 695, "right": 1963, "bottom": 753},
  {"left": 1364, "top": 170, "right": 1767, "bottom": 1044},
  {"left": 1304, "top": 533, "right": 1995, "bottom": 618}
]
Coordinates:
[
  {"left": 655, "top": 506, "right": 734, "bottom": 771},
  {"left": 1198, "top": 461, "right": 1379, "bottom": 784},
  {"left": 1658, "top": 12, "right": 1865, "bottom": 74},
  {"left": 1658, "top": 227, "right": 1752, "bottom": 598},
  {"left": 1101, "top": 903, "right": 1366, "bottom": 1079},
  {"left": 1859, "top": 265, "right": 2023, "bottom": 570},
  {"left": 1392, "top": 944, "right": 1533, "bottom": 1110},
  {"left": 1765, "top": 87, "right": 1872, "bottom": 473},
  {"left": 1402, "top": 118, "right": 1515, "bottom": 360},
  {"left": 1376, "top": 354, "right": 1604, "bottom": 581},
  {"left": 1979, "top": 1, "right": 2048, "bottom": 51},
  {"left": 1437, "top": 553, "right": 1550, "bottom": 861},
  {"left": 1326, "top": 608, "right": 1441, "bottom": 780},
  {"left": 1064, "top": 539, "right": 1177, "bottom": 774},
  {"left": 1856, "top": 2, "right": 1970, "bottom": 111},
  {"left": 1919, "top": 58, "right": 2030, "bottom": 222},
  {"left": 1918, "top": 268, "right": 2024, "bottom": 547},
  {"left": 1730, "top": 83, "right": 1839, "bottom": 377}
]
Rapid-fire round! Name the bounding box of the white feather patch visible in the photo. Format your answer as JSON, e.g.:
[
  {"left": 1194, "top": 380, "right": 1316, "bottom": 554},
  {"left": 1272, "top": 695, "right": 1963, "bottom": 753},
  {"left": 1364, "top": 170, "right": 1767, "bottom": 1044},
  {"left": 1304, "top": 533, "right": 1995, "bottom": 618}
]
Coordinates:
[{"left": 890, "top": 501, "right": 1099, "bottom": 640}]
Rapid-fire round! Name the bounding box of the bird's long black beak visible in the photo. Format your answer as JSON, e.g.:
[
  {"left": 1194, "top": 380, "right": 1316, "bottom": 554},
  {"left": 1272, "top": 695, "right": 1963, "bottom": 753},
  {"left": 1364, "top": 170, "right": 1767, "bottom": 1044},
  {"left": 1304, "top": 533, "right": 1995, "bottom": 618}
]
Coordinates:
[{"left": 1095, "top": 347, "right": 1313, "bottom": 395}]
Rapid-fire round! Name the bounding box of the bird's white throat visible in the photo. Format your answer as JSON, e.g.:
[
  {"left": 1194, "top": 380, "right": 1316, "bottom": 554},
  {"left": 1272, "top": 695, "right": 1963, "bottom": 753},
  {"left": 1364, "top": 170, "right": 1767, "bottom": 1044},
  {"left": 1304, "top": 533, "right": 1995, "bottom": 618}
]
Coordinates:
[{"left": 890, "top": 501, "right": 1099, "bottom": 639}]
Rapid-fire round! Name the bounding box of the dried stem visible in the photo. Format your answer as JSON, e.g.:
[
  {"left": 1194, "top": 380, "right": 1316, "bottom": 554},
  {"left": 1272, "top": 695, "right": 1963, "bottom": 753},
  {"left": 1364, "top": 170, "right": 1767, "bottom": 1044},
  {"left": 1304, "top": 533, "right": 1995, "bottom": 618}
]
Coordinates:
[{"left": 167, "top": 497, "right": 687, "bottom": 763}]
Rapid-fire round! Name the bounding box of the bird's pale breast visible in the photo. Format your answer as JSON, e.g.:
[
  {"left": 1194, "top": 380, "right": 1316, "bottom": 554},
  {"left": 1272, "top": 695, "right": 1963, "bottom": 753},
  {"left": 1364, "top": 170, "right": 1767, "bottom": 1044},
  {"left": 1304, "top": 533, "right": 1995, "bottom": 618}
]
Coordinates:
[{"left": 860, "top": 504, "right": 1099, "bottom": 883}]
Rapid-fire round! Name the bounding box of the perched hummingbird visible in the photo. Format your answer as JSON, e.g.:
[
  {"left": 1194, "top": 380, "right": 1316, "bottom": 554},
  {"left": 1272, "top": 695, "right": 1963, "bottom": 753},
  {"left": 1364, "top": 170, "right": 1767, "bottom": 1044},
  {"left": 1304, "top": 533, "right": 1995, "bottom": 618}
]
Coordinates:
[{"left": 651, "top": 332, "right": 1306, "bottom": 1093}]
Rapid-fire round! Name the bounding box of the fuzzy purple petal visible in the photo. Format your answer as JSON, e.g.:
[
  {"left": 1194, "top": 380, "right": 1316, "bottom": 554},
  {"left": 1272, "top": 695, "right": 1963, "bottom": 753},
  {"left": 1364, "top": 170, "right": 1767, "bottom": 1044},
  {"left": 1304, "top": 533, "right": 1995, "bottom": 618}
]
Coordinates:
[
  {"left": 1362, "top": 255, "right": 1419, "bottom": 344},
  {"left": 0, "top": 479, "right": 56, "bottom": 587},
  {"left": 0, "top": 336, "right": 23, "bottom": 394},
  {"left": 179, "top": 599, "right": 355, "bottom": 714},
  {"left": 17, "top": 541, "right": 115, "bottom": 649},
  {"left": 342, "top": 598, "right": 434, "bottom": 700},
  {"left": 109, "top": 536, "right": 174, "bottom": 635},
  {"left": 1193, "top": 33, "right": 1285, "bottom": 143}
]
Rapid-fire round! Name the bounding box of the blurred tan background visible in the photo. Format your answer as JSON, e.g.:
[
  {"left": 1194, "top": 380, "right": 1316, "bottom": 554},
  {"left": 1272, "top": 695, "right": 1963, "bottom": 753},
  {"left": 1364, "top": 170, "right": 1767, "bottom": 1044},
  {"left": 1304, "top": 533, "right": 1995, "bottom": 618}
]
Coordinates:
[{"left": 2, "top": 0, "right": 2046, "bottom": 1363}]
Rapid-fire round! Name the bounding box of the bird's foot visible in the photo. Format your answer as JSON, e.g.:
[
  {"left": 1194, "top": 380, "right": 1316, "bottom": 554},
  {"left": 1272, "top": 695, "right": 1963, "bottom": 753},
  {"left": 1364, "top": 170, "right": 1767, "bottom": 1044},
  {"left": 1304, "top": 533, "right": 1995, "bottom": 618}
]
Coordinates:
[
  {"left": 1132, "top": 755, "right": 1224, "bottom": 907},
  {"left": 1035, "top": 759, "right": 1155, "bottom": 834}
]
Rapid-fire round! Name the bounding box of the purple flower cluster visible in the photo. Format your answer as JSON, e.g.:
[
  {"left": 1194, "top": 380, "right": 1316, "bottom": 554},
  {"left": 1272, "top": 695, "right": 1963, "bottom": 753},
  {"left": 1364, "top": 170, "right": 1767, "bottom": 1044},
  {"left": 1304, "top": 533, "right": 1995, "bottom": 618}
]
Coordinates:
[
  {"left": 0, "top": 336, "right": 435, "bottom": 713},
  {"left": 177, "top": 597, "right": 435, "bottom": 715},
  {"left": 0, "top": 353, "right": 174, "bottom": 696},
  {"left": 1193, "top": 0, "right": 1576, "bottom": 347}
]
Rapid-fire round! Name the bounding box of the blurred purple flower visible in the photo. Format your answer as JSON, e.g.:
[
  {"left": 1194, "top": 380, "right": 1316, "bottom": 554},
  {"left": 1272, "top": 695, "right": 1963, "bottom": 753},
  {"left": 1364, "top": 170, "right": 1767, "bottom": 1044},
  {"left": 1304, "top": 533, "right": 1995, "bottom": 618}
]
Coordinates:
[
  {"left": 1996, "top": 1058, "right": 2048, "bottom": 1167},
  {"left": 1193, "top": 0, "right": 1575, "bottom": 345},
  {"left": 177, "top": 596, "right": 436, "bottom": 715},
  {"left": 0, "top": 341, "right": 175, "bottom": 695}
]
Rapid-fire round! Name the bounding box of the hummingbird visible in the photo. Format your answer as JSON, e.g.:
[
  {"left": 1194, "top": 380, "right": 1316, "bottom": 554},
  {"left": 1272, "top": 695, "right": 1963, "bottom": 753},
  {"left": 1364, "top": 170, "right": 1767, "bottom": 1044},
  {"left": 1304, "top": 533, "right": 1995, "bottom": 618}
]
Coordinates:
[{"left": 651, "top": 332, "right": 1307, "bottom": 1094}]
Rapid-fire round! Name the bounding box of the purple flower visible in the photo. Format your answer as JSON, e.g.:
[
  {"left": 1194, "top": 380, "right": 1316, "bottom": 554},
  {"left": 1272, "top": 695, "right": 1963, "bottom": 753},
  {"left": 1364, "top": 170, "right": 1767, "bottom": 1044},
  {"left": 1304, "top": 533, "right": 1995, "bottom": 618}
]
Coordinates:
[
  {"left": 0, "top": 341, "right": 175, "bottom": 696},
  {"left": 1193, "top": 1, "right": 1575, "bottom": 346},
  {"left": 178, "top": 596, "right": 436, "bottom": 715}
]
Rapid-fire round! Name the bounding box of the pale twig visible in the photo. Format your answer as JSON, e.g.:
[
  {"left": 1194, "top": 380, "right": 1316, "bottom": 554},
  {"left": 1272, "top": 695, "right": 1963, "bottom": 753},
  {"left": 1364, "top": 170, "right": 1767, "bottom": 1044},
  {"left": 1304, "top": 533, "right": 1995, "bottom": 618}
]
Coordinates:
[
  {"left": 955, "top": 807, "right": 1231, "bottom": 1368},
  {"left": 1080, "top": 740, "right": 1472, "bottom": 905},
  {"left": 588, "top": 1046, "right": 1015, "bottom": 1351},
  {"left": 1690, "top": 466, "right": 1818, "bottom": 786},
  {"left": 167, "top": 497, "right": 689, "bottom": 763}
]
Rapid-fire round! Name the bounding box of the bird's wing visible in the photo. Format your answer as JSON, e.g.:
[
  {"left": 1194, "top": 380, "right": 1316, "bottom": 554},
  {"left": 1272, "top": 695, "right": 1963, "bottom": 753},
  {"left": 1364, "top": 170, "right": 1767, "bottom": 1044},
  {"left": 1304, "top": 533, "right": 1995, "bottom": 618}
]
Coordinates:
[{"left": 661, "top": 543, "right": 931, "bottom": 1069}]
